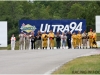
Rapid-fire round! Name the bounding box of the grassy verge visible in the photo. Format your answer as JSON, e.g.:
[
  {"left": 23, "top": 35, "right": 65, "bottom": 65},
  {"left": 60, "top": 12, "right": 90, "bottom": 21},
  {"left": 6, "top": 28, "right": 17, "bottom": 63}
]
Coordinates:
[
  {"left": 97, "top": 33, "right": 100, "bottom": 41},
  {"left": 0, "top": 41, "right": 19, "bottom": 50},
  {"left": 53, "top": 54, "right": 100, "bottom": 74},
  {"left": 7, "top": 41, "right": 19, "bottom": 50},
  {"left": 0, "top": 47, "right": 7, "bottom": 50}
]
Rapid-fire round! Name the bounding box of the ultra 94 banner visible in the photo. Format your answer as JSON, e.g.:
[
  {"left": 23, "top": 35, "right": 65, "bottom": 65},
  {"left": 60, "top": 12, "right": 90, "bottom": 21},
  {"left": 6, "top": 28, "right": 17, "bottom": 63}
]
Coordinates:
[{"left": 19, "top": 20, "right": 86, "bottom": 34}]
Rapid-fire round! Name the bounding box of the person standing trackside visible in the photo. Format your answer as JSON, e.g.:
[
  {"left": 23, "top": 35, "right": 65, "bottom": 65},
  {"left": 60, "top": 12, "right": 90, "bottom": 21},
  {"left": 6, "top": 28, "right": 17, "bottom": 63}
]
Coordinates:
[
  {"left": 88, "top": 29, "right": 93, "bottom": 48},
  {"left": 77, "top": 31, "right": 82, "bottom": 49},
  {"left": 72, "top": 32, "right": 77, "bottom": 49},
  {"left": 82, "top": 31, "right": 88, "bottom": 49},
  {"left": 19, "top": 32, "right": 25, "bottom": 50},
  {"left": 35, "top": 31, "right": 42, "bottom": 49},
  {"left": 11, "top": 34, "right": 16, "bottom": 50},
  {"left": 61, "top": 32, "right": 67, "bottom": 49},
  {"left": 92, "top": 30, "right": 97, "bottom": 42},
  {"left": 66, "top": 31, "right": 72, "bottom": 49},
  {"left": 55, "top": 32, "right": 61, "bottom": 49},
  {"left": 42, "top": 32, "right": 48, "bottom": 49},
  {"left": 29, "top": 32, "right": 32, "bottom": 49},
  {"left": 31, "top": 33, "right": 36, "bottom": 50},
  {"left": 92, "top": 30, "right": 97, "bottom": 48},
  {"left": 25, "top": 33, "right": 30, "bottom": 50},
  {"left": 41, "top": 32, "right": 48, "bottom": 49},
  {"left": 48, "top": 30, "right": 55, "bottom": 49}
]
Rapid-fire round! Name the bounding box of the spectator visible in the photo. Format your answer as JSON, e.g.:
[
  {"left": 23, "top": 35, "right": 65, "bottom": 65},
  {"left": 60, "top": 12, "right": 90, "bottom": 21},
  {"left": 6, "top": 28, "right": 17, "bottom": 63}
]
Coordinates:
[
  {"left": 19, "top": 32, "right": 25, "bottom": 50},
  {"left": 56, "top": 32, "right": 61, "bottom": 49},
  {"left": 31, "top": 33, "right": 36, "bottom": 50},
  {"left": 36, "top": 30, "right": 42, "bottom": 49},
  {"left": 11, "top": 34, "right": 16, "bottom": 50},
  {"left": 48, "top": 30, "right": 55, "bottom": 49},
  {"left": 66, "top": 31, "right": 72, "bottom": 49},
  {"left": 61, "top": 32, "right": 67, "bottom": 49}
]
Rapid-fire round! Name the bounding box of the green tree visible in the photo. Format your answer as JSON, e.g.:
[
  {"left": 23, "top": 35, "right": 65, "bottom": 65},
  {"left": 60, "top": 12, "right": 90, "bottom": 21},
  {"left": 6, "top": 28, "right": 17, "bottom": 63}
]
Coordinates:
[{"left": 67, "top": 3, "right": 85, "bottom": 19}]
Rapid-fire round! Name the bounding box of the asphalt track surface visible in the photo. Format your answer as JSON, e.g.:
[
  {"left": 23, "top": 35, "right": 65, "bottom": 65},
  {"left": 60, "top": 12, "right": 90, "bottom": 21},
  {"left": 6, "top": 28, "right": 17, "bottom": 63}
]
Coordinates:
[{"left": 0, "top": 49, "right": 100, "bottom": 74}]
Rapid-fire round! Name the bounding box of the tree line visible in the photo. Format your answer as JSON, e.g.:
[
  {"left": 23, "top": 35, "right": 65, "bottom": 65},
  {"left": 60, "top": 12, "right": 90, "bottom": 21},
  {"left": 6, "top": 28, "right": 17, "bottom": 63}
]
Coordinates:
[{"left": 0, "top": 1, "right": 100, "bottom": 44}]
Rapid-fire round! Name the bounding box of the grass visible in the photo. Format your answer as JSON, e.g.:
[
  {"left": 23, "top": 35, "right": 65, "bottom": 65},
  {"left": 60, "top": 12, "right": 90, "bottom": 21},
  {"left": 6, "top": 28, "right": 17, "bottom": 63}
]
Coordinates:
[
  {"left": 0, "top": 47, "right": 7, "bottom": 50},
  {"left": 0, "top": 41, "right": 19, "bottom": 50},
  {"left": 8, "top": 41, "right": 19, "bottom": 50},
  {"left": 53, "top": 54, "right": 100, "bottom": 74},
  {"left": 97, "top": 33, "right": 100, "bottom": 41}
]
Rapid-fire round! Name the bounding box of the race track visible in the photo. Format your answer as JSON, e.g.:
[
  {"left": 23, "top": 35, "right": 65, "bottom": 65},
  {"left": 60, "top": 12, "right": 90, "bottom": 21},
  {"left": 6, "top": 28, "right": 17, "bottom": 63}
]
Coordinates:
[{"left": 0, "top": 49, "right": 99, "bottom": 74}]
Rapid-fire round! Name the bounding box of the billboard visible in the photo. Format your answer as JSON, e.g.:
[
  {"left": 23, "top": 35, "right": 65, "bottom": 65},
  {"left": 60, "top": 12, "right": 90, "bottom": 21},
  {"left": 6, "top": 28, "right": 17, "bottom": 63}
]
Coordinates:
[
  {"left": 96, "top": 16, "right": 100, "bottom": 33},
  {"left": 0, "top": 21, "right": 7, "bottom": 47},
  {"left": 19, "top": 20, "right": 86, "bottom": 34}
]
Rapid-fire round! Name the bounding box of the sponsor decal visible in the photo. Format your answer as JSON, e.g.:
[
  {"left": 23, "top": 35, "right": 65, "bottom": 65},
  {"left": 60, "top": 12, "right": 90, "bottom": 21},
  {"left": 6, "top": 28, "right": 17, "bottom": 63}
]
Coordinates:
[
  {"left": 20, "top": 23, "right": 36, "bottom": 33},
  {"left": 19, "top": 20, "right": 86, "bottom": 34},
  {"left": 40, "top": 22, "right": 83, "bottom": 33}
]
